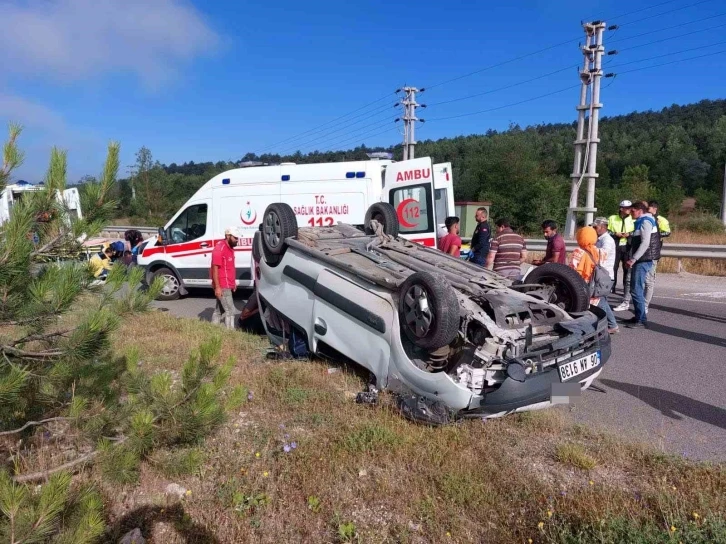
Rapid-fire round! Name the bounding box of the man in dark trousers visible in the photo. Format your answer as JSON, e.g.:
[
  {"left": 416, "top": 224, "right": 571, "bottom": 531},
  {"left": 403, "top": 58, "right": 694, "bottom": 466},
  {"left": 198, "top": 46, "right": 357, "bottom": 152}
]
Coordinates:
[
  {"left": 469, "top": 207, "right": 490, "bottom": 266},
  {"left": 609, "top": 200, "right": 635, "bottom": 312},
  {"left": 624, "top": 201, "right": 660, "bottom": 329}
]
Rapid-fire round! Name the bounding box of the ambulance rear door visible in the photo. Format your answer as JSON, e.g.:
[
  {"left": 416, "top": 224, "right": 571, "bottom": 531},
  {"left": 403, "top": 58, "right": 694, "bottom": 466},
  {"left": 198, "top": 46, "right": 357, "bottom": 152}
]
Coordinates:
[
  {"left": 433, "top": 162, "right": 454, "bottom": 238},
  {"left": 382, "top": 157, "right": 437, "bottom": 247}
]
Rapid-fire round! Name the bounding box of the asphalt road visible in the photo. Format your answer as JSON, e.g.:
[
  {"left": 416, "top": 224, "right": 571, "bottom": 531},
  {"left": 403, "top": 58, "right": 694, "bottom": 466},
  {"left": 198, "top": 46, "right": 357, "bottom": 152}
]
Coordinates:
[{"left": 153, "top": 273, "right": 726, "bottom": 462}]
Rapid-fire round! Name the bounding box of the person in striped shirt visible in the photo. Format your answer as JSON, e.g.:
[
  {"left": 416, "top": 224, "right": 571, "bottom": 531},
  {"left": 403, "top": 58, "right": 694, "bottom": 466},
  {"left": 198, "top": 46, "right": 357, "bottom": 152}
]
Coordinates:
[{"left": 485, "top": 218, "right": 528, "bottom": 280}]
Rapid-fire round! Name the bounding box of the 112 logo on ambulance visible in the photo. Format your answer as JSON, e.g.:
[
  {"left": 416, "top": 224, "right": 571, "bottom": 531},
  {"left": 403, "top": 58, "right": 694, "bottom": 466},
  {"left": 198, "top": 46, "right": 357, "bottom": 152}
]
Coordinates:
[{"left": 293, "top": 194, "right": 354, "bottom": 226}]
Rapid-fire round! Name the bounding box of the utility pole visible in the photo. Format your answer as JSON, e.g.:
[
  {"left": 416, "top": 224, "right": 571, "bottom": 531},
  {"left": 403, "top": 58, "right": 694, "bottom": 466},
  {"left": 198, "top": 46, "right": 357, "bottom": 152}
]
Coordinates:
[
  {"left": 398, "top": 87, "right": 425, "bottom": 160},
  {"left": 565, "top": 21, "right": 607, "bottom": 238},
  {"left": 722, "top": 162, "right": 726, "bottom": 225}
]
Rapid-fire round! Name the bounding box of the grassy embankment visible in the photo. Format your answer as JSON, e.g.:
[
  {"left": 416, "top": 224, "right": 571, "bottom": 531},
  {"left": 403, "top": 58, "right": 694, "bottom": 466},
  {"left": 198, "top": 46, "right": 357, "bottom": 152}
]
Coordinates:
[{"left": 99, "top": 312, "right": 725, "bottom": 543}]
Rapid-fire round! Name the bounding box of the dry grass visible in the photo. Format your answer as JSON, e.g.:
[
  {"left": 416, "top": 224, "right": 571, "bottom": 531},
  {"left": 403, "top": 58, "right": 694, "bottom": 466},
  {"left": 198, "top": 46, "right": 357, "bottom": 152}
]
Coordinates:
[
  {"left": 657, "top": 230, "right": 726, "bottom": 276},
  {"left": 526, "top": 230, "right": 726, "bottom": 276},
  {"left": 97, "top": 311, "right": 726, "bottom": 543},
  {"left": 555, "top": 443, "right": 598, "bottom": 470}
]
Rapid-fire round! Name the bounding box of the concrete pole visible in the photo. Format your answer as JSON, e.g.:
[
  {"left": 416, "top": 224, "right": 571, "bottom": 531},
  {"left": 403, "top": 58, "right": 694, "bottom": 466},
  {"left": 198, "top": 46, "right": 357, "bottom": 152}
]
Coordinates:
[
  {"left": 402, "top": 115, "right": 409, "bottom": 161},
  {"left": 583, "top": 22, "right": 606, "bottom": 228},
  {"left": 721, "top": 161, "right": 726, "bottom": 225},
  {"left": 409, "top": 90, "right": 416, "bottom": 160},
  {"left": 565, "top": 30, "right": 593, "bottom": 239},
  {"left": 401, "top": 87, "right": 419, "bottom": 160}
]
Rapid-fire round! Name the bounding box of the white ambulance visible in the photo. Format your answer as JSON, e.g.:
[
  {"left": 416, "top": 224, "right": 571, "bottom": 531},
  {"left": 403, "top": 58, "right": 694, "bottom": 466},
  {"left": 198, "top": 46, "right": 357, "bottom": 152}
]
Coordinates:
[
  {"left": 0, "top": 181, "right": 83, "bottom": 225},
  {"left": 138, "top": 157, "right": 455, "bottom": 300}
]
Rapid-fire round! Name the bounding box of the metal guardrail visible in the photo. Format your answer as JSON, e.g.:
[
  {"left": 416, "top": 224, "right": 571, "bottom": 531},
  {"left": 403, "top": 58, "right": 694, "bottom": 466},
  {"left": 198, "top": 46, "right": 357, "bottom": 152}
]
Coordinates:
[
  {"left": 100, "top": 226, "right": 158, "bottom": 238},
  {"left": 104, "top": 226, "right": 726, "bottom": 262},
  {"left": 461, "top": 237, "right": 726, "bottom": 261}
]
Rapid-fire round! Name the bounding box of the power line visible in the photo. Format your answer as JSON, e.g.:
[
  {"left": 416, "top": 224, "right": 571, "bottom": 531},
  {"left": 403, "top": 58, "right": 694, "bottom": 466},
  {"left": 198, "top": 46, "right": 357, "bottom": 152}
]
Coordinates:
[
  {"left": 424, "top": 37, "right": 581, "bottom": 91},
  {"left": 600, "top": 0, "right": 680, "bottom": 21},
  {"left": 612, "top": 47, "right": 726, "bottom": 75},
  {"left": 277, "top": 107, "right": 396, "bottom": 154},
  {"left": 607, "top": 39, "right": 726, "bottom": 68},
  {"left": 609, "top": 11, "right": 726, "bottom": 44},
  {"left": 426, "top": 85, "right": 580, "bottom": 122},
  {"left": 614, "top": 21, "right": 726, "bottom": 52},
  {"left": 617, "top": 0, "right": 718, "bottom": 27},
  {"left": 255, "top": 92, "right": 395, "bottom": 153},
  {"left": 319, "top": 125, "right": 399, "bottom": 153},
  {"left": 301, "top": 117, "right": 398, "bottom": 152},
  {"left": 422, "top": 1, "right": 716, "bottom": 93},
  {"left": 426, "top": 65, "right": 577, "bottom": 108}
]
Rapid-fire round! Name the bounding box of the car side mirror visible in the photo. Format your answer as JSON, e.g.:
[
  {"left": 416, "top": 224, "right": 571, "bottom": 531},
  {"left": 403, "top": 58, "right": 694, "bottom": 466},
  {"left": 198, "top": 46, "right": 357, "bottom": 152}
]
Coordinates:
[{"left": 157, "top": 227, "right": 167, "bottom": 245}]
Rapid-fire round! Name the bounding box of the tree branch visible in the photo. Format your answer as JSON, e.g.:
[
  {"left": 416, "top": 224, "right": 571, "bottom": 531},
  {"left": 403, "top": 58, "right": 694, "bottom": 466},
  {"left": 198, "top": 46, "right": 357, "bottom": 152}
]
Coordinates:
[
  {"left": 0, "top": 417, "right": 72, "bottom": 437},
  {"left": 12, "top": 436, "right": 127, "bottom": 483},
  {"left": 1, "top": 345, "right": 65, "bottom": 360},
  {"left": 11, "top": 330, "right": 71, "bottom": 347},
  {"left": 12, "top": 450, "right": 99, "bottom": 484},
  {"left": 31, "top": 233, "right": 65, "bottom": 257}
]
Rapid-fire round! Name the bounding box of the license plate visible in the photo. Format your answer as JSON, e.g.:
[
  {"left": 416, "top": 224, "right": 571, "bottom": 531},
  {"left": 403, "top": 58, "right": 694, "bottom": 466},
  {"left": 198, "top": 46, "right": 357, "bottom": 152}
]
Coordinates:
[{"left": 558, "top": 352, "right": 601, "bottom": 382}]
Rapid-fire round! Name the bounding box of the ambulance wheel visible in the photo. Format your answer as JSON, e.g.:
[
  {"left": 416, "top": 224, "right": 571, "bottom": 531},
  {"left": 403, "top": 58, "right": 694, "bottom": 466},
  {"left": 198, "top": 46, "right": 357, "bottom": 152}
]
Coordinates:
[
  {"left": 262, "top": 203, "right": 297, "bottom": 263},
  {"left": 398, "top": 271, "right": 460, "bottom": 350},
  {"left": 525, "top": 263, "right": 589, "bottom": 313},
  {"left": 152, "top": 267, "right": 181, "bottom": 301},
  {"left": 364, "top": 202, "right": 399, "bottom": 237}
]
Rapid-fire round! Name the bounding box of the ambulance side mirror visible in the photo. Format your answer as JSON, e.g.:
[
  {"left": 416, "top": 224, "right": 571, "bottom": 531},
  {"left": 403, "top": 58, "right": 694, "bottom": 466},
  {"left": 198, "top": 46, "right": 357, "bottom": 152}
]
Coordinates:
[{"left": 157, "top": 227, "right": 167, "bottom": 245}]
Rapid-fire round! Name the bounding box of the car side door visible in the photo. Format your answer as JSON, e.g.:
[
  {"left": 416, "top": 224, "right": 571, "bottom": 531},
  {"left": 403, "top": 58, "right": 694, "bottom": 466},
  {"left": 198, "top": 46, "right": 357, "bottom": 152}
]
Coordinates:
[
  {"left": 164, "top": 201, "right": 213, "bottom": 286},
  {"left": 311, "top": 269, "right": 395, "bottom": 385}
]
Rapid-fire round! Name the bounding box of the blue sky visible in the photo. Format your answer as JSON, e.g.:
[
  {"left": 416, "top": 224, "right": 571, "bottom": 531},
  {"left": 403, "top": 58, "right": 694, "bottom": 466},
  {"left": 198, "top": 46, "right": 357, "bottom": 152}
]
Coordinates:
[{"left": 1, "top": 0, "right": 725, "bottom": 181}]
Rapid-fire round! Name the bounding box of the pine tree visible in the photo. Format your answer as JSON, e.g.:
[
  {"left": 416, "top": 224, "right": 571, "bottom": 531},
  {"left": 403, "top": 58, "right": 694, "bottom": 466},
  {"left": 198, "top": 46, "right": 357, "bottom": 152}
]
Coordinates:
[{"left": 0, "top": 124, "right": 243, "bottom": 542}]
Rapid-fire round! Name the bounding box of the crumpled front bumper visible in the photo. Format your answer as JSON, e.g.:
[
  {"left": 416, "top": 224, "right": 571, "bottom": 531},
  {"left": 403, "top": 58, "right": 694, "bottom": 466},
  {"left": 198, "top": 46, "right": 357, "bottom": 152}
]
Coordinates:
[{"left": 464, "top": 306, "right": 611, "bottom": 417}]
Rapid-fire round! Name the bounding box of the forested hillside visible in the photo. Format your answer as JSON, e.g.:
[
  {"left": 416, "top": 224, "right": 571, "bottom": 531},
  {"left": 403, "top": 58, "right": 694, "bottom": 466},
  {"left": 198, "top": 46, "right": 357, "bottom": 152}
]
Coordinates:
[{"left": 112, "top": 99, "right": 726, "bottom": 232}]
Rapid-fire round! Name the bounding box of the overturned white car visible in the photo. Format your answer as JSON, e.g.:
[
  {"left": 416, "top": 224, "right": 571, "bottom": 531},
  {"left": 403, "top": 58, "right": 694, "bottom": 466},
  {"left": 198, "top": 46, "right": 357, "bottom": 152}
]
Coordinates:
[{"left": 253, "top": 202, "right": 610, "bottom": 424}]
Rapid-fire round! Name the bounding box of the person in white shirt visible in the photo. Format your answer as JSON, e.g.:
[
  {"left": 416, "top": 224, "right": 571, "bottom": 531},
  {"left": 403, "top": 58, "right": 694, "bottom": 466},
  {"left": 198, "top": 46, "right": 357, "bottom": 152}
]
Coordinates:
[{"left": 592, "top": 217, "right": 618, "bottom": 334}]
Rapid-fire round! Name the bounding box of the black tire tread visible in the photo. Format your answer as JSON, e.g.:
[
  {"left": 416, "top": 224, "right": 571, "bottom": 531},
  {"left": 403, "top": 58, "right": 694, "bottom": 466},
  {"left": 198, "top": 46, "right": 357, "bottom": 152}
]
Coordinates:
[
  {"left": 364, "top": 202, "right": 400, "bottom": 237},
  {"left": 252, "top": 231, "right": 262, "bottom": 263},
  {"left": 525, "top": 262, "right": 590, "bottom": 312},
  {"left": 261, "top": 203, "right": 298, "bottom": 265},
  {"left": 398, "top": 271, "right": 460, "bottom": 350}
]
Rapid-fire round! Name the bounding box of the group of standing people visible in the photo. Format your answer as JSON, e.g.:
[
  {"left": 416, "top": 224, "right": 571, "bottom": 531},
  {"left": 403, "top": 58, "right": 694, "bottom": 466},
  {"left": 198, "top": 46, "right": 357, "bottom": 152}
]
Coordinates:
[
  {"left": 438, "top": 207, "right": 529, "bottom": 280},
  {"left": 437, "top": 199, "right": 671, "bottom": 331}
]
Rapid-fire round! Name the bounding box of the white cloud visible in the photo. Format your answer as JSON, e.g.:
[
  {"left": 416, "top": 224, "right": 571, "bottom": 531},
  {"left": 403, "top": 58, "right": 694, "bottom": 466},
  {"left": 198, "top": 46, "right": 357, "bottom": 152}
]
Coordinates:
[
  {"left": 0, "top": 93, "right": 67, "bottom": 133},
  {"left": 0, "top": 0, "right": 219, "bottom": 86}
]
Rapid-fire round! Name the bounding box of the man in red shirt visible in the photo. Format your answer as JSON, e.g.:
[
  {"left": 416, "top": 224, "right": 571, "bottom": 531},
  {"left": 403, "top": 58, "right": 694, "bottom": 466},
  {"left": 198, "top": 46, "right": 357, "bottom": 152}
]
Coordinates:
[
  {"left": 211, "top": 226, "right": 240, "bottom": 329},
  {"left": 438, "top": 216, "right": 462, "bottom": 256},
  {"left": 532, "top": 219, "right": 567, "bottom": 266}
]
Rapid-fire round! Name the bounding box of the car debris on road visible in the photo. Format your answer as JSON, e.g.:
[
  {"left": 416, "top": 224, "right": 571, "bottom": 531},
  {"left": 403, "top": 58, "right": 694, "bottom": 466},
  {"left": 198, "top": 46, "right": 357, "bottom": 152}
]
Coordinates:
[{"left": 253, "top": 202, "right": 611, "bottom": 424}]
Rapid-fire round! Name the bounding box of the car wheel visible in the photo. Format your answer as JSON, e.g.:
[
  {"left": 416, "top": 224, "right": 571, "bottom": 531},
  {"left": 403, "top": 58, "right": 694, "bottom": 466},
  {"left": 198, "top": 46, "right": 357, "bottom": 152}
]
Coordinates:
[
  {"left": 152, "top": 267, "right": 181, "bottom": 301},
  {"left": 252, "top": 231, "right": 262, "bottom": 263},
  {"left": 262, "top": 203, "right": 297, "bottom": 265},
  {"left": 398, "top": 271, "right": 460, "bottom": 350},
  {"left": 524, "top": 263, "right": 590, "bottom": 312},
  {"left": 364, "top": 202, "right": 400, "bottom": 237}
]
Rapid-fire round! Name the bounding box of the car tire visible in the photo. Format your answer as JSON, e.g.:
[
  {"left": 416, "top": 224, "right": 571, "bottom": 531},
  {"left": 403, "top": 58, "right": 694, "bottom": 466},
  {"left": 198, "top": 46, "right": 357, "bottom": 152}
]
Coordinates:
[
  {"left": 398, "top": 271, "right": 460, "bottom": 350},
  {"left": 525, "top": 263, "right": 590, "bottom": 312},
  {"left": 252, "top": 231, "right": 262, "bottom": 263},
  {"left": 261, "top": 203, "right": 297, "bottom": 265},
  {"left": 152, "top": 267, "right": 181, "bottom": 301},
  {"left": 364, "top": 202, "right": 400, "bottom": 237}
]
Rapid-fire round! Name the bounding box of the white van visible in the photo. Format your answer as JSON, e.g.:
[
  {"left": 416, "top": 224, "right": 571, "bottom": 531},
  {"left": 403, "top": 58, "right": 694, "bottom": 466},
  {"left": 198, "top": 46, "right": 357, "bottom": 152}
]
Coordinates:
[
  {"left": 138, "top": 157, "right": 455, "bottom": 300},
  {"left": 0, "top": 182, "right": 83, "bottom": 225}
]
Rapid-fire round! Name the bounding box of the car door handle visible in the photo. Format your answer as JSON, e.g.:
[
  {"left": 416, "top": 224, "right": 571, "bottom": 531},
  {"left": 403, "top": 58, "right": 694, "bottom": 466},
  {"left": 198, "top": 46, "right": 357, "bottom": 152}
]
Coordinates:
[
  {"left": 314, "top": 317, "right": 327, "bottom": 336},
  {"left": 200, "top": 242, "right": 210, "bottom": 248}
]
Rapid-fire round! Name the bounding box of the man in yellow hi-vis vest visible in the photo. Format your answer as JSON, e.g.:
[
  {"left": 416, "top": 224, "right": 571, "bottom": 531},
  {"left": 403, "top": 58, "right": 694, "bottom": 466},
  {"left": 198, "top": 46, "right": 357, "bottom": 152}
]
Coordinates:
[
  {"left": 644, "top": 200, "right": 671, "bottom": 314},
  {"left": 608, "top": 200, "right": 635, "bottom": 312}
]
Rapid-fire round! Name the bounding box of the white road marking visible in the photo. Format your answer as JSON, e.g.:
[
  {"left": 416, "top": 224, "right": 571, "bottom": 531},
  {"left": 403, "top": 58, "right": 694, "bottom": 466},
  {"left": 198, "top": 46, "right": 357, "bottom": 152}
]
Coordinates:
[
  {"left": 653, "top": 295, "right": 726, "bottom": 305},
  {"left": 687, "top": 291, "right": 726, "bottom": 299}
]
